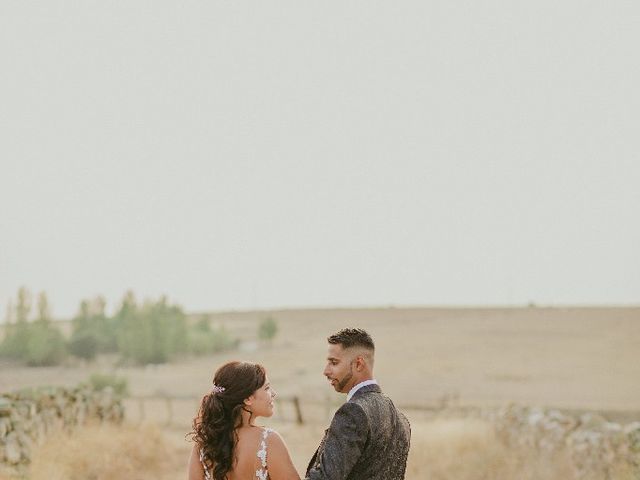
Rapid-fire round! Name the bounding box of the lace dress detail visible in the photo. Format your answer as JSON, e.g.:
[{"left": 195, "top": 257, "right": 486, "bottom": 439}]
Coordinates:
[
  {"left": 199, "top": 428, "right": 273, "bottom": 480},
  {"left": 256, "top": 428, "right": 273, "bottom": 480}
]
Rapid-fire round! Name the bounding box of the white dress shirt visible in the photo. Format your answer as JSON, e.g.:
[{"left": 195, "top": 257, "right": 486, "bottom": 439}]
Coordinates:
[{"left": 347, "top": 379, "right": 378, "bottom": 402}]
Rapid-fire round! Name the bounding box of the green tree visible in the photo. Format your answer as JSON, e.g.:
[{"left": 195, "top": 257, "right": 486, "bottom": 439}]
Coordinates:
[
  {"left": 4, "top": 299, "right": 15, "bottom": 323},
  {"left": 116, "top": 293, "right": 189, "bottom": 365},
  {"left": 115, "top": 291, "right": 145, "bottom": 363},
  {"left": 25, "top": 321, "right": 67, "bottom": 366},
  {"left": 258, "top": 317, "right": 278, "bottom": 344},
  {"left": 210, "top": 325, "right": 237, "bottom": 352},
  {"left": 0, "top": 288, "right": 67, "bottom": 366},
  {"left": 189, "top": 323, "right": 237, "bottom": 356},
  {"left": 15, "top": 286, "right": 32, "bottom": 323},
  {"left": 36, "top": 291, "right": 51, "bottom": 324},
  {"left": 0, "top": 287, "right": 32, "bottom": 359},
  {"left": 2, "top": 299, "right": 15, "bottom": 341},
  {"left": 69, "top": 296, "right": 117, "bottom": 361},
  {"left": 90, "top": 295, "right": 118, "bottom": 353},
  {"left": 195, "top": 314, "right": 211, "bottom": 332}
]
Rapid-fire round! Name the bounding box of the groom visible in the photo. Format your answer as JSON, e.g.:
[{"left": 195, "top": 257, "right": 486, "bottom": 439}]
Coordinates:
[{"left": 305, "top": 328, "right": 411, "bottom": 480}]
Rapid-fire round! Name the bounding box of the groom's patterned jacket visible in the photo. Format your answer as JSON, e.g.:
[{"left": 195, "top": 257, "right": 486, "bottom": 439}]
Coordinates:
[{"left": 305, "top": 384, "right": 411, "bottom": 480}]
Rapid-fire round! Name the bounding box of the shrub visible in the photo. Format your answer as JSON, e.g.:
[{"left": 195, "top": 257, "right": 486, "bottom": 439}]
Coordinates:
[
  {"left": 0, "top": 321, "right": 31, "bottom": 359},
  {"left": 87, "top": 373, "right": 129, "bottom": 397},
  {"left": 258, "top": 317, "right": 278, "bottom": 343},
  {"left": 69, "top": 332, "right": 100, "bottom": 361},
  {"left": 211, "top": 325, "right": 238, "bottom": 352},
  {"left": 189, "top": 325, "right": 238, "bottom": 356},
  {"left": 25, "top": 323, "right": 68, "bottom": 366},
  {"left": 195, "top": 315, "right": 211, "bottom": 332}
]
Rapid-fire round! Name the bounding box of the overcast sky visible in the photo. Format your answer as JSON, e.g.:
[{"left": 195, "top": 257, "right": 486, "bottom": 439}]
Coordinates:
[{"left": 1, "top": 2, "right": 639, "bottom": 319}]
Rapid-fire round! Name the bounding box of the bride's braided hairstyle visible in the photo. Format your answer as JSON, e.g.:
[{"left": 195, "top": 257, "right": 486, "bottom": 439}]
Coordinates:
[{"left": 189, "top": 361, "right": 266, "bottom": 480}]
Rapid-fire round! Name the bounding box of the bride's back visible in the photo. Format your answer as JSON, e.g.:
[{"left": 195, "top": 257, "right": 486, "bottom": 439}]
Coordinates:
[{"left": 226, "top": 426, "right": 268, "bottom": 480}]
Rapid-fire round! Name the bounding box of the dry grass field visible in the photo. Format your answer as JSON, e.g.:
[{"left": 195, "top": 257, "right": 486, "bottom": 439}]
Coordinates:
[
  {"left": 2, "top": 306, "right": 639, "bottom": 478},
  {"left": 13, "top": 416, "right": 639, "bottom": 480}
]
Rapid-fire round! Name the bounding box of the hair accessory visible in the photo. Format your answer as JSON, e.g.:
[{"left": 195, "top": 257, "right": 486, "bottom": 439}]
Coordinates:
[{"left": 211, "top": 384, "right": 226, "bottom": 394}]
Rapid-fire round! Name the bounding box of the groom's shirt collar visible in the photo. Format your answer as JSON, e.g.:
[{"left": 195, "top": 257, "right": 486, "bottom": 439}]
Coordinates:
[{"left": 347, "top": 379, "right": 378, "bottom": 402}]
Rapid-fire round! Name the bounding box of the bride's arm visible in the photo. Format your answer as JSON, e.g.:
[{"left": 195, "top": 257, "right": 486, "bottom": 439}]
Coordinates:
[
  {"left": 267, "top": 431, "right": 302, "bottom": 480},
  {"left": 187, "top": 445, "right": 205, "bottom": 480}
]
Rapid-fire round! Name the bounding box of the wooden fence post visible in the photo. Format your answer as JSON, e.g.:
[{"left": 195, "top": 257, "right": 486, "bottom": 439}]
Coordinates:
[{"left": 292, "top": 396, "right": 304, "bottom": 425}]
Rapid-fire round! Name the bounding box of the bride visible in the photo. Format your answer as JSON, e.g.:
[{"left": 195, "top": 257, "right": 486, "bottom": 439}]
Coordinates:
[{"left": 188, "top": 361, "right": 301, "bottom": 480}]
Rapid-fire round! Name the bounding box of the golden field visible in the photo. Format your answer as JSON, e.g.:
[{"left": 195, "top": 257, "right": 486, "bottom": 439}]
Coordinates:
[{"left": 1, "top": 306, "right": 639, "bottom": 479}]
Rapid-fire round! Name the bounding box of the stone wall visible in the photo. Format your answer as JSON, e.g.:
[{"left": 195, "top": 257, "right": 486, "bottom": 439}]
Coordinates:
[
  {"left": 0, "top": 385, "right": 124, "bottom": 474},
  {"left": 489, "top": 404, "right": 640, "bottom": 479}
]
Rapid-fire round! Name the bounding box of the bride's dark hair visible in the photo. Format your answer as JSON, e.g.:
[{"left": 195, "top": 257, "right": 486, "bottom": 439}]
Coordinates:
[{"left": 189, "top": 361, "right": 267, "bottom": 480}]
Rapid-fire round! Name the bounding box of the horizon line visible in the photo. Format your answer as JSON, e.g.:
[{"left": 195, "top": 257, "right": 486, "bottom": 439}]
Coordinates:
[{"left": 1, "top": 302, "right": 638, "bottom": 325}]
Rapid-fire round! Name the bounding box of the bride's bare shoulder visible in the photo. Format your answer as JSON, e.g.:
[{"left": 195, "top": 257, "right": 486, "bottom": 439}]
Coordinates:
[
  {"left": 264, "top": 429, "right": 300, "bottom": 480},
  {"left": 264, "top": 428, "right": 286, "bottom": 448}
]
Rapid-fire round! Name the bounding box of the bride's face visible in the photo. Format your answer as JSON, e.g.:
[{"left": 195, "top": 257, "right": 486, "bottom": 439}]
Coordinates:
[{"left": 246, "top": 376, "right": 277, "bottom": 417}]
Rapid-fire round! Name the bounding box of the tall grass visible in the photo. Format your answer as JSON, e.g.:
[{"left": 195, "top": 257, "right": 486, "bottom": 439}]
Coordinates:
[
  {"left": 9, "top": 417, "right": 637, "bottom": 479},
  {"left": 407, "top": 418, "right": 636, "bottom": 480},
  {"left": 407, "top": 419, "right": 508, "bottom": 480},
  {"left": 27, "top": 424, "right": 178, "bottom": 480}
]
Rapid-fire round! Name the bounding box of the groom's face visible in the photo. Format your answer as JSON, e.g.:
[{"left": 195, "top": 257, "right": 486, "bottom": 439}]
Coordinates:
[{"left": 324, "top": 343, "right": 356, "bottom": 393}]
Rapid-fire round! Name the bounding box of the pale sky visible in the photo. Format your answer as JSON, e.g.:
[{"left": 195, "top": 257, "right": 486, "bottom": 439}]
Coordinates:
[{"left": 1, "top": 2, "right": 639, "bottom": 319}]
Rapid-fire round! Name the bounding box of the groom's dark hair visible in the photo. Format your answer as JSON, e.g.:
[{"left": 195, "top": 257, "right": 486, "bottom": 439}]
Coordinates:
[{"left": 328, "top": 328, "right": 375, "bottom": 351}]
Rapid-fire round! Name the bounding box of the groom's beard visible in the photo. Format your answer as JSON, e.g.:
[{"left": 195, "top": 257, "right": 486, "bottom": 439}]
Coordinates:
[{"left": 336, "top": 364, "right": 354, "bottom": 392}]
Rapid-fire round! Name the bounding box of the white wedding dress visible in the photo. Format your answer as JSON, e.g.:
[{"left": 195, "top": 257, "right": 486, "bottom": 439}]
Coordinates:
[{"left": 201, "top": 427, "right": 274, "bottom": 480}]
